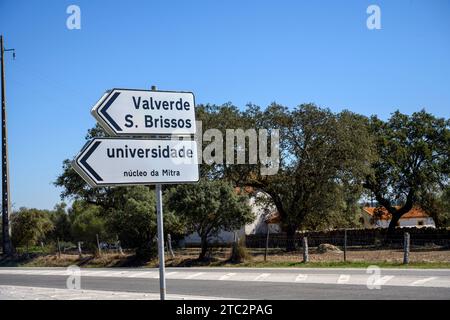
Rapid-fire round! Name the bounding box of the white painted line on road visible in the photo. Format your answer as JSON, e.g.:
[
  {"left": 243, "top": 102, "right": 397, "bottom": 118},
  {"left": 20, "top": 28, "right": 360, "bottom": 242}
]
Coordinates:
[
  {"left": 0, "top": 285, "right": 240, "bottom": 300},
  {"left": 337, "top": 274, "right": 350, "bottom": 284},
  {"left": 105, "top": 271, "right": 127, "bottom": 277},
  {"left": 165, "top": 272, "right": 178, "bottom": 277},
  {"left": 34, "top": 271, "right": 59, "bottom": 275},
  {"left": 81, "top": 271, "right": 109, "bottom": 276},
  {"left": 143, "top": 272, "right": 159, "bottom": 278},
  {"left": 2, "top": 269, "right": 450, "bottom": 288},
  {"left": 219, "top": 273, "right": 236, "bottom": 281},
  {"left": 126, "top": 272, "right": 147, "bottom": 278},
  {"left": 410, "top": 277, "right": 437, "bottom": 286},
  {"left": 254, "top": 273, "right": 271, "bottom": 281},
  {"left": 185, "top": 272, "right": 204, "bottom": 279},
  {"left": 295, "top": 274, "right": 308, "bottom": 282},
  {"left": 375, "top": 275, "right": 394, "bottom": 286}
]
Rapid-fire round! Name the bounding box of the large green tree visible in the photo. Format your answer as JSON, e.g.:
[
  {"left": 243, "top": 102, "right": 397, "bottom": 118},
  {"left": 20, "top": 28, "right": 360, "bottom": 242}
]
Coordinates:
[
  {"left": 198, "top": 103, "right": 374, "bottom": 250},
  {"left": 363, "top": 110, "right": 450, "bottom": 233},
  {"left": 166, "top": 180, "right": 254, "bottom": 260},
  {"left": 69, "top": 200, "right": 107, "bottom": 249},
  {"left": 250, "top": 105, "right": 374, "bottom": 249},
  {"left": 11, "top": 208, "right": 54, "bottom": 252},
  {"left": 48, "top": 203, "right": 72, "bottom": 242}
]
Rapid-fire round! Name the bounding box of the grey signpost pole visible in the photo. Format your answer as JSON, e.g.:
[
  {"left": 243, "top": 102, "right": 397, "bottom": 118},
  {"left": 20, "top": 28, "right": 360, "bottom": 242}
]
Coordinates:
[
  {"left": 151, "top": 85, "right": 166, "bottom": 300},
  {"left": 155, "top": 183, "right": 166, "bottom": 300}
]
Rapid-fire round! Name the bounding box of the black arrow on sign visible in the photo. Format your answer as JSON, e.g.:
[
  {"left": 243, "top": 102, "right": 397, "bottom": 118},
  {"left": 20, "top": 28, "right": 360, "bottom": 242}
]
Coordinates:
[
  {"left": 99, "top": 91, "right": 122, "bottom": 132},
  {"left": 79, "top": 140, "right": 103, "bottom": 182}
]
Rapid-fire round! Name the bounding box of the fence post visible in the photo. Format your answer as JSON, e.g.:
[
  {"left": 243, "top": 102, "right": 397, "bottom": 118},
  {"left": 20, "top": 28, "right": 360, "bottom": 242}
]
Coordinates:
[
  {"left": 302, "top": 237, "right": 309, "bottom": 263},
  {"left": 344, "top": 229, "right": 347, "bottom": 262},
  {"left": 116, "top": 235, "right": 124, "bottom": 255},
  {"left": 403, "top": 232, "right": 410, "bottom": 265},
  {"left": 167, "top": 234, "right": 175, "bottom": 259},
  {"left": 96, "top": 234, "right": 102, "bottom": 256},
  {"left": 264, "top": 225, "right": 270, "bottom": 262},
  {"left": 78, "top": 241, "right": 82, "bottom": 258},
  {"left": 57, "top": 238, "right": 61, "bottom": 259},
  {"left": 118, "top": 240, "right": 124, "bottom": 255}
]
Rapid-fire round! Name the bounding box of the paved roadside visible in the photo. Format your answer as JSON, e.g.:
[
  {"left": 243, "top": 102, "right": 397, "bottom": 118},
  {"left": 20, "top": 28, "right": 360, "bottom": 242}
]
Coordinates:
[
  {"left": 1, "top": 267, "right": 449, "bottom": 299},
  {"left": 0, "top": 285, "right": 234, "bottom": 300}
]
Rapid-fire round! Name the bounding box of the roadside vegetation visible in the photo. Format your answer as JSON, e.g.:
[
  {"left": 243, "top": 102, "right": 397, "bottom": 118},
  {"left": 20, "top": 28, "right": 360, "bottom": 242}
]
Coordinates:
[
  {"left": 1, "top": 105, "right": 449, "bottom": 264},
  {"left": 1, "top": 247, "right": 449, "bottom": 269}
]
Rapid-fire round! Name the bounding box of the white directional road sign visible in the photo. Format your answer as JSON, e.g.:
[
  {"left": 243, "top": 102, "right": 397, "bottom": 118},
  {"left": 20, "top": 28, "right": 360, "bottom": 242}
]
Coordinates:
[
  {"left": 72, "top": 138, "right": 199, "bottom": 187},
  {"left": 91, "top": 88, "right": 196, "bottom": 136}
]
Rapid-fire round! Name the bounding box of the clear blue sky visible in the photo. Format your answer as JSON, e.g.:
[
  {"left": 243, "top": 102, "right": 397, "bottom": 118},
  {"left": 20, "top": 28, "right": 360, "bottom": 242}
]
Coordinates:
[{"left": 0, "top": 0, "right": 449, "bottom": 210}]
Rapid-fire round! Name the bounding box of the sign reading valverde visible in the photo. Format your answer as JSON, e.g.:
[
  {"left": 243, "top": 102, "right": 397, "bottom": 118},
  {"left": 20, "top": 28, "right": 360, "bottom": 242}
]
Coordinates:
[{"left": 92, "top": 88, "right": 196, "bottom": 136}]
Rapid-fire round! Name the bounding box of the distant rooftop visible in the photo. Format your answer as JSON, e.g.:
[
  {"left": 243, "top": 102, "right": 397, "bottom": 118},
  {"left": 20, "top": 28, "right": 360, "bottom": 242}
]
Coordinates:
[{"left": 363, "top": 206, "right": 430, "bottom": 220}]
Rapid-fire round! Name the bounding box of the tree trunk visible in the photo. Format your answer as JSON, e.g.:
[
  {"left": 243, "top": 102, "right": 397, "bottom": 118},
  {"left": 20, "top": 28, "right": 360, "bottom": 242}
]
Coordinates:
[
  {"left": 387, "top": 213, "right": 401, "bottom": 239},
  {"left": 199, "top": 235, "right": 209, "bottom": 260},
  {"left": 286, "top": 225, "right": 297, "bottom": 251}
]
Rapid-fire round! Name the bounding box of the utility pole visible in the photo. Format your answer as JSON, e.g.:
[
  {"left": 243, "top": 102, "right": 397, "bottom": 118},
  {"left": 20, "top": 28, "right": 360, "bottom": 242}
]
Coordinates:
[{"left": 1, "top": 35, "right": 14, "bottom": 256}]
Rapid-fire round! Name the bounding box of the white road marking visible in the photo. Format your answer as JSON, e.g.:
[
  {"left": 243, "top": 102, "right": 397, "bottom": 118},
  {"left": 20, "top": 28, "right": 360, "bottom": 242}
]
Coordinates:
[
  {"left": 1, "top": 269, "right": 449, "bottom": 288},
  {"left": 36, "top": 271, "right": 60, "bottom": 275},
  {"left": 165, "top": 272, "right": 178, "bottom": 277},
  {"left": 337, "top": 274, "right": 350, "bottom": 284},
  {"left": 126, "top": 272, "right": 147, "bottom": 278},
  {"left": 185, "top": 272, "right": 204, "bottom": 279},
  {"left": 295, "top": 274, "right": 308, "bottom": 282},
  {"left": 105, "top": 271, "right": 126, "bottom": 277},
  {"left": 219, "top": 273, "right": 236, "bottom": 280},
  {"left": 410, "top": 277, "right": 437, "bottom": 286},
  {"left": 254, "top": 273, "right": 271, "bottom": 281},
  {"left": 81, "top": 271, "right": 109, "bottom": 276},
  {"left": 375, "top": 275, "right": 394, "bottom": 286},
  {"left": 0, "top": 285, "right": 236, "bottom": 300}
]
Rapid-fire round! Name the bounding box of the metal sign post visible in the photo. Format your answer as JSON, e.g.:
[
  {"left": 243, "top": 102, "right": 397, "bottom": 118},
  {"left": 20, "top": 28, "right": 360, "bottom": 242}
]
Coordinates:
[
  {"left": 155, "top": 183, "right": 166, "bottom": 300},
  {"left": 72, "top": 85, "right": 198, "bottom": 301}
]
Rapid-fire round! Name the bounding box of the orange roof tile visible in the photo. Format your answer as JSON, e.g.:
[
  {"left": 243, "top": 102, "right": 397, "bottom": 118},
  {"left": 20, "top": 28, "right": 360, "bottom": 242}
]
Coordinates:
[
  {"left": 363, "top": 206, "right": 430, "bottom": 220},
  {"left": 234, "top": 186, "right": 255, "bottom": 195}
]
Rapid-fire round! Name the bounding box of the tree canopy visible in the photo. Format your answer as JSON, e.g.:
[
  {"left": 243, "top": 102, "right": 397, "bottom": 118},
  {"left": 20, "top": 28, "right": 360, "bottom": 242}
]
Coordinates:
[
  {"left": 198, "top": 103, "right": 375, "bottom": 249},
  {"left": 363, "top": 110, "right": 450, "bottom": 233},
  {"left": 166, "top": 179, "right": 253, "bottom": 260},
  {"left": 11, "top": 208, "right": 54, "bottom": 251}
]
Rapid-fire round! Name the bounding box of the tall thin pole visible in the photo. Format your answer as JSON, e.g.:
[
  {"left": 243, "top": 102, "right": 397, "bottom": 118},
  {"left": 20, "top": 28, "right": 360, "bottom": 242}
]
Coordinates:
[
  {"left": 155, "top": 183, "right": 166, "bottom": 300},
  {"left": 151, "top": 85, "right": 166, "bottom": 300},
  {"left": 1, "top": 35, "right": 13, "bottom": 256}
]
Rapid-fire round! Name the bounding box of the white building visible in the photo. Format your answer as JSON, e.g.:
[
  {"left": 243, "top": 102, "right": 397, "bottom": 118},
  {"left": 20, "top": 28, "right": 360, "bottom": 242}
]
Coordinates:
[
  {"left": 182, "top": 188, "right": 281, "bottom": 246},
  {"left": 360, "top": 206, "right": 436, "bottom": 228}
]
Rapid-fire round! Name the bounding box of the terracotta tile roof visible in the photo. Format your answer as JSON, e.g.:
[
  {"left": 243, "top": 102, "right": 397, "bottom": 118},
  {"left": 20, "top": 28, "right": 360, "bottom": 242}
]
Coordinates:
[
  {"left": 234, "top": 186, "right": 255, "bottom": 195},
  {"left": 363, "top": 206, "right": 430, "bottom": 220}
]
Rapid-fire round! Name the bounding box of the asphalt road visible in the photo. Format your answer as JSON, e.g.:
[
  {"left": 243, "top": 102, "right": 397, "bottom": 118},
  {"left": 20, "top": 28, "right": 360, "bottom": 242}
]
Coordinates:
[{"left": 0, "top": 267, "right": 449, "bottom": 300}]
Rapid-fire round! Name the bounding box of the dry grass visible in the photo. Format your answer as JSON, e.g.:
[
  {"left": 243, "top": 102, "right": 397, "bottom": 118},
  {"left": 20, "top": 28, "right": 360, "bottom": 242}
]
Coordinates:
[{"left": 1, "top": 247, "right": 449, "bottom": 268}]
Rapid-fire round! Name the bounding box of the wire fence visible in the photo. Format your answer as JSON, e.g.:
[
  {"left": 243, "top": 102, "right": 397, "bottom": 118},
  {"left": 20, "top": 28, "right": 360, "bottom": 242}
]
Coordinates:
[{"left": 4, "top": 228, "right": 450, "bottom": 265}]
